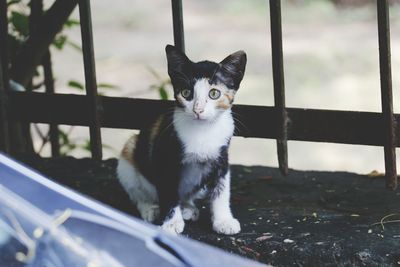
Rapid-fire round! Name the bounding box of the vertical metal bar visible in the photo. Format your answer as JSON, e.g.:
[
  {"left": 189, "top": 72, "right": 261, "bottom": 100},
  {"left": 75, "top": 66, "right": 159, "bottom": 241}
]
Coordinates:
[
  {"left": 43, "top": 52, "right": 60, "bottom": 157},
  {"left": 171, "top": 0, "right": 185, "bottom": 53},
  {"left": 78, "top": 0, "right": 102, "bottom": 160},
  {"left": 377, "top": 0, "right": 397, "bottom": 190},
  {"left": 269, "top": 0, "right": 288, "bottom": 176},
  {"left": 31, "top": 0, "right": 60, "bottom": 157},
  {"left": 0, "top": 0, "right": 9, "bottom": 153}
]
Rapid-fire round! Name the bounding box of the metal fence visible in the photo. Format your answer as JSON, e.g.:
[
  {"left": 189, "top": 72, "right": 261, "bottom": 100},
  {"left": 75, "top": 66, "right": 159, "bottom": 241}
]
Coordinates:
[{"left": 0, "top": 0, "right": 398, "bottom": 189}]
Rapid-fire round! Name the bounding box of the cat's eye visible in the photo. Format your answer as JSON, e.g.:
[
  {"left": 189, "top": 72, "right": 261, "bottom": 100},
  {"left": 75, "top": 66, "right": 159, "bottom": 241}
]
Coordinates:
[
  {"left": 209, "top": 89, "right": 221, "bottom": 100},
  {"left": 181, "top": 89, "right": 191, "bottom": 98}
]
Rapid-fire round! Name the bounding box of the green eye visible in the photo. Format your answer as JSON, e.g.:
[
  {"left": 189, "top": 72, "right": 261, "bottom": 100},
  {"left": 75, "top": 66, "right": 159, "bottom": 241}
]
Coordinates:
[
  {"left": 181, "top": 89, "right": 191, "bottom": 98},
  {"left": 209, "top": 89, "right": 221, "bottom": 99}
]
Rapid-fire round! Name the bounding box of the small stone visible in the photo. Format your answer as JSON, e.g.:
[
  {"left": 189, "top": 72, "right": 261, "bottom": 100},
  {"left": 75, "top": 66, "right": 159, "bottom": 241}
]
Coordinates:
[
  {"left": 284, "top": 238, "right": 294, "bottom": 243},
  {"left": 368, "top": 229, "right": 372, "bottom": 234},
  {"left": 256, "top": 235, "right": 272, "bottom": 242}
]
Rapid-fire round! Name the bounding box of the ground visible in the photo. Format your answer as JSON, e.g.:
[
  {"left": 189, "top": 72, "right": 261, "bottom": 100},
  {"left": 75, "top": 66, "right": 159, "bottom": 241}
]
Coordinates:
[{"left": 17, "top": 156, "right": 400, "bottom": 266}]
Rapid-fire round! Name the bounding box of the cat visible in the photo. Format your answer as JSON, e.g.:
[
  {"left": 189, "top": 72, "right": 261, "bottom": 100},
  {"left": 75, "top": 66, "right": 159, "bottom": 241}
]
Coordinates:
[{"left": 117, "top": 44, "right": 246, "bottom": 235}]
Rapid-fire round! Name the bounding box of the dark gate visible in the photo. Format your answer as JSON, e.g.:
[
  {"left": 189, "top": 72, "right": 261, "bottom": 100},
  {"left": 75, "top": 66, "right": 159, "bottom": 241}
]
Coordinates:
[{"left": 0, "top": 0, "right": 397, "bottom": 189}]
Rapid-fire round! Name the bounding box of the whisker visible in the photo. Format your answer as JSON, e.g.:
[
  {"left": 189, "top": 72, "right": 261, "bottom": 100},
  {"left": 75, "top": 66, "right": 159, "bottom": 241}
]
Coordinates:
[{"left": 231, "top": 111, "right": 249, "bottom": 135}]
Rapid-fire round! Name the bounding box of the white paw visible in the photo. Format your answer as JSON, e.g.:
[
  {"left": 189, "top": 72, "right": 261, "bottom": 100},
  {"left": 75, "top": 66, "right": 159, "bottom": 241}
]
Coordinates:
[
  {"left": 212, "top": 217, "right": 241, "bottom": 235},
  {"left": 181, "top": 206, "right": 199, "bottom": 221},
  {"left": 137, "top": 203, "right": 160, "bottom": 223},
  {"left": 161, "top": 218, "right": 185, "bottom": 234}
]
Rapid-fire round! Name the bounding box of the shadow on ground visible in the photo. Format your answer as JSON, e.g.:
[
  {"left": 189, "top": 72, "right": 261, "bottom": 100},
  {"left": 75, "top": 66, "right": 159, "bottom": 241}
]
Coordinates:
[{"left": 17, "top": 156, "right": 400, "bottom": 266}]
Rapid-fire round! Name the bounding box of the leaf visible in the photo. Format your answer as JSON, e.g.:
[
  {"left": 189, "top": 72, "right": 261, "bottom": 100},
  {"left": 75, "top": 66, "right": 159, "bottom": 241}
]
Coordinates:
[
  {"left": 10, "top": 11, "right": 29, "bottom": 37},
  {"left": 158, "top": 86, "right": 169, "bottom": 100},
  {"left": 98, "top": 83, "right": 119, "bottom": 90},
  {"left": 68, "top": 80, "right": 84, "bottom": 90},
  {"left": 52, "top": 34, "right": 67, "bottom": 50},
  {"left": 65, "top": 19, "right": 80, "bottom": 28},
  {"left": 81, "top": 140, "right": 91, "bottom": 152}
]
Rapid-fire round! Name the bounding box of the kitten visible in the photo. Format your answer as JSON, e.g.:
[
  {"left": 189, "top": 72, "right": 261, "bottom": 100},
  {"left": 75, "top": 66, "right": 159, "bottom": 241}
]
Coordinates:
[{"left": 117, "top": 45, "right": 246, "bottom": 235}]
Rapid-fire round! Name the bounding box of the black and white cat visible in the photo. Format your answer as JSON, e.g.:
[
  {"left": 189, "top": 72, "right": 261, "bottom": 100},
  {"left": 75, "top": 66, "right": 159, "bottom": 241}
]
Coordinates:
[{"left": 117, "top": 45, "right": 247, "bottom": 235}]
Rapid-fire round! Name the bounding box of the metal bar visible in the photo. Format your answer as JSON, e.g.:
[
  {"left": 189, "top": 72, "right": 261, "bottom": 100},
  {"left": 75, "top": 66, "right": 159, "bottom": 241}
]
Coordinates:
[
  {"left": 377, "top": 0, "right": 397, "bottom": 190},
  {"left": 31, "top": 0, "right": 60, "bottom": 157},
  {"left": 269, "top": 0, "right": 288, "bottom": 176},
  {"left": 0, "top": 0, "right": 9, "bottom": 153},
  {"left": 9, "top": 92, "right": 400, "bottom": 148},
  {"left": 78, "top": 0, "right": 102, "bottom": 160},
  {"left": 171, "top": 0, "right": 185, "bottom": 52},
  {"left": 43, "top": 52, "right": 60, "bottom": 157}
]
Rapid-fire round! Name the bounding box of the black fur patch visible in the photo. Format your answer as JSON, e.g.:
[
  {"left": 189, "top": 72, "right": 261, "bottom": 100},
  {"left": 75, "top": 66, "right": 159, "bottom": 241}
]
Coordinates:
[
  {"left": 165, "top": 45, "right": 246, "bottom": 99},
  {"left": 133, "top": 113, "right": 231, "bottom": 222}
]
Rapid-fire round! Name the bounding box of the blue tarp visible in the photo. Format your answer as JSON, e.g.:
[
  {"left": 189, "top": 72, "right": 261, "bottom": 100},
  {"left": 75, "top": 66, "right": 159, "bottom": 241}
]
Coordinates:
[{"left": 0, "top": 154, "right": 264, "bottom": 267}]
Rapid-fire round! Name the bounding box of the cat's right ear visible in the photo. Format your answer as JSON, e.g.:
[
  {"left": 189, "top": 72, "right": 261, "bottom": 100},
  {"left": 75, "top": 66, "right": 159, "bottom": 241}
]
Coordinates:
[{"left": 165, "top": 45, "right": 190, "bottom": 77}]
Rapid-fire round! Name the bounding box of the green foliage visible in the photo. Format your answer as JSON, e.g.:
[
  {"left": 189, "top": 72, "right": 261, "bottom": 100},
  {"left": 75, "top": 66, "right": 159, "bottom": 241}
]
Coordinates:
[
  {"left": 52, "top": 34, "right": 67, "bottom": 50},
  {"left": 68, "top": 80, "right": 85, "bottom": 90},
  {"left": 7, "top": 1, "right": 117, "bottom": 157},
  {"left": 10, "top": 11, "right": 29, "bottom": 37},
  {"left": 147, "top": 67, "right": 171, "bottom": 100}
]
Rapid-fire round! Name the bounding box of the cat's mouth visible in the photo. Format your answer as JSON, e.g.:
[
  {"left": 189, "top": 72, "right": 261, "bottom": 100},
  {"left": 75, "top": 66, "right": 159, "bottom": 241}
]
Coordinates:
[{"left": 192, "top": 114, "right": 208, "bottom": 121}]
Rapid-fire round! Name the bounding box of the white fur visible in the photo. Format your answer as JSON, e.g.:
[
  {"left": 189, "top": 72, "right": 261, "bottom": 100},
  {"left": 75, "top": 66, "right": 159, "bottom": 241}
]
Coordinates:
[
  {"left": 117, "top": 158, "right": 159, "bottom": 222},
  {"left": 173, "top": 110, "right": 234, "bottom": 162},
  {"left": 210, "top": 171, "right": 241, "bottom": 235},
  {"left": 161, "top": 207, "right": 185, "bottom": 234}
]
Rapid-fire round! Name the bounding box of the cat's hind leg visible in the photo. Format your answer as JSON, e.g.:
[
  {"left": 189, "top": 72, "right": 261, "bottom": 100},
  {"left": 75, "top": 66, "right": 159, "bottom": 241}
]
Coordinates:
[{"left": 117, "top": 135, "right": 159, "bottom": 223}]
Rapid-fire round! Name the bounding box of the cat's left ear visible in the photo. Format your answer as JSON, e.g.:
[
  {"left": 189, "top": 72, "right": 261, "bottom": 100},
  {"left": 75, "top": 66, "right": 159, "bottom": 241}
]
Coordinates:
[{"left": 217, "top": 51, "right": 247, "bottom": 90}]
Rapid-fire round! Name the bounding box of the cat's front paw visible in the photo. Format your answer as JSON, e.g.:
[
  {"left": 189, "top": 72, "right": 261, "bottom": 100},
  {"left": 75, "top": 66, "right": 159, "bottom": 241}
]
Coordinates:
[
  {"left": 182, "top": 205, "right": 199, "bottom": 221},
  {"left": 161, "top": 217, "right": 185, "bottom": 234},
  {"left": 212, "top": 217, "right": 241, "bottom": 235}
]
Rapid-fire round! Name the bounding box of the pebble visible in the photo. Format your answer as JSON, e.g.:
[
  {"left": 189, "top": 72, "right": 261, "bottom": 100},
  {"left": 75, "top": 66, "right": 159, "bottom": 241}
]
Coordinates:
[{"left": 284, "top": 239, "right": 295, "bottom": 243}]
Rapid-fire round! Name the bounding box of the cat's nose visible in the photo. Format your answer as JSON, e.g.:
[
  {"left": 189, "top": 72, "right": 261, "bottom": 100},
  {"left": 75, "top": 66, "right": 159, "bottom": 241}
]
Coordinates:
[{"left": 193, "top": 108, "right": 204, "bottom": 117}]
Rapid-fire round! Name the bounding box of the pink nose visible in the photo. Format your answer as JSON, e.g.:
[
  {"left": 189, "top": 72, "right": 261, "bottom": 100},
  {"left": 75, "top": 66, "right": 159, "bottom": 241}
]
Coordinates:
[{"left": 193, "top": 109, "right": 204, "bottom": 117}]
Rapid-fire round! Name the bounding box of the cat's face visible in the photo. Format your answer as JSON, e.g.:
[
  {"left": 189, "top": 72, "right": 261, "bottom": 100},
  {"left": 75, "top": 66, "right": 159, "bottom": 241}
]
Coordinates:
[{"left": 166, "top": 45, "right": 246, "bottom": 121}]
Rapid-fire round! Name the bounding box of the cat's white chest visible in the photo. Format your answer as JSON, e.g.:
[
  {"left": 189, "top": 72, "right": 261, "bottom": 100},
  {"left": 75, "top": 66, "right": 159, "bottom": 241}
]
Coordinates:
[{"left": 174, "top": 110, "right": 234, "bottom": 161}]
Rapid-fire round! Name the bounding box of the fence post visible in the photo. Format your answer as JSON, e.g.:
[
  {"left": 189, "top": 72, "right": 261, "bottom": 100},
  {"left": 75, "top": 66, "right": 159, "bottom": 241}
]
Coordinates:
[
  {"left": 377, "top": 0, "right": 397, "bottom": 190},
  {"left": 269, "top": 0, "right": 289, "bottom": 176},
  {"left": 171, "top": 0, "right": 185, "bottom": 53},
  {"left": 78, "top": 0, "right": 103, "bottom": 160}
]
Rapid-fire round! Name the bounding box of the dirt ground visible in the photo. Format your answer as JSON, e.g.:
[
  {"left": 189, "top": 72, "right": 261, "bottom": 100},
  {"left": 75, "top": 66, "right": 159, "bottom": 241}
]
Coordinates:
[{"left": 17, "top": 155, "right": 400, "bottom": 266}]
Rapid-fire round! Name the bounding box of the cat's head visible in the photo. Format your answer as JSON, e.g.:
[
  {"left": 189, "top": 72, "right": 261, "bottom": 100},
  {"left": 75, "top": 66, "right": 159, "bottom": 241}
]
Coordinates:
[{"left": 166, "top": 45, "right": 246, "bottom": 121}]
